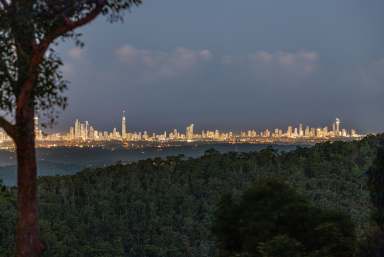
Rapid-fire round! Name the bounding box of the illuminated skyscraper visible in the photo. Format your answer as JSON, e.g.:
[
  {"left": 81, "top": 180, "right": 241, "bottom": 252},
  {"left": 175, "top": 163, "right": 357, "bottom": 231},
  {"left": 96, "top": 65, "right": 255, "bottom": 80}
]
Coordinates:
[
  {"left": 34, "top": 116, "right": 38, "bottom": 132},
  {"left": 0, "top": 129, "right": 6, "bottom": 142},
  {"left": 89, "top": 126, "right": 94, "bottom": 140},
  {"left": 75, "top": 119, "right": 80, "bottom": 139},
  {"left": 69, "top": 127, "right": 74, "bottom": 140},
  {"left": 299, "top": 123, "right": 303, "bottom": 137},
  {"left": 287, "top": 126, "right": 293, "bottom": 137},
  {"left": 336, "top": 118, "right": 341, "bottom": 135},
  {"left": 34, "top": 116, "right": 42, "bottom": 140},
  {"left": 80, "top": 123, "right": 85, "bottom": 139},
  {"left": 305, "top": 126, "right": 310, "bottom": 137},
  {"left": 186, "top": 124, "right": 194, "bottom": 140},
  {"left": 122, "top": 111, "right": 127, "bottom": 139},
  {"left": 85, "top": 121, "right": 89, "bottom": 140}
]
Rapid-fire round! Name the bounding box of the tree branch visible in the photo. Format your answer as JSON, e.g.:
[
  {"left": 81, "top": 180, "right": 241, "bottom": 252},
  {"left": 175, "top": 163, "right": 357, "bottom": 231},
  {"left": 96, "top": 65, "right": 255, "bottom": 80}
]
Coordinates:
[
  {"left": 0, "top": 116, "right": 16, "bottom": 139},
  {"left": 38, "top": 3, "right": 105, "bottom": 52},
  {"left": 16, "top": 55, "right": 43, "bottom": 112},
  {"left": 15, "top": 3, "right": 106, "bottom": 111}
]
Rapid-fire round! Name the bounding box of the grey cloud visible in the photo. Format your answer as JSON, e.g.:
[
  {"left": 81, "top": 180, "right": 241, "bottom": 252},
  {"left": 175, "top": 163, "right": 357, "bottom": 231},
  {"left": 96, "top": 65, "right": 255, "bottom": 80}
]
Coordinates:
[
  {"left": 220, "top": 50, "right": 319, "bottom": 86},
  {"left": 115, "top": 45, "right": 213, "bottom": 82},
  {"left": 249, "top": 50, "right": 319, "bottom": 81}
]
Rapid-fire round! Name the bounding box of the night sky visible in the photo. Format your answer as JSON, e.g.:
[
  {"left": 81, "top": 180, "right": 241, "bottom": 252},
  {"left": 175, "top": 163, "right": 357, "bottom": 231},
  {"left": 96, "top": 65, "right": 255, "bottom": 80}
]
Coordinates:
[{"left": 54, "top": 0, "right": 384, "bottom": 134}]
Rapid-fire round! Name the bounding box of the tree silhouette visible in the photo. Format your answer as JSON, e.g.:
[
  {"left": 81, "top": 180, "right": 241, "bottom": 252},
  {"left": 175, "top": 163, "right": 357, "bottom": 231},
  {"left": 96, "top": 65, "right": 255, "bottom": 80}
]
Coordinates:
[{"left": 0, "top": 1, "right": 141, "bottom": 256}]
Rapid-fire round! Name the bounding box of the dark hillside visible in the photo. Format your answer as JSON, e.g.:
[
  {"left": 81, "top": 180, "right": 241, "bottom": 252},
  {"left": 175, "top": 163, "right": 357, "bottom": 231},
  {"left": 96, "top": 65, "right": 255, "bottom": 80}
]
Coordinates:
[{"left": 0, "top": 135, "right": 381, "bottom": 257}]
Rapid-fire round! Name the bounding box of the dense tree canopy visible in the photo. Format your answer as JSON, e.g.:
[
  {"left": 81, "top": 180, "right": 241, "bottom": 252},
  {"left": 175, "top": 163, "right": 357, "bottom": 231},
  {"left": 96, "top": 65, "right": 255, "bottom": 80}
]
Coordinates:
[
  {"left": 212, "top": 179, "right": 356, "bottom": 257},
  {"left": 0, "top": 136, "right": 381, "bottom": 256},
  {"left": 365, "top": 139, "right": 384, "bottom": 257}
]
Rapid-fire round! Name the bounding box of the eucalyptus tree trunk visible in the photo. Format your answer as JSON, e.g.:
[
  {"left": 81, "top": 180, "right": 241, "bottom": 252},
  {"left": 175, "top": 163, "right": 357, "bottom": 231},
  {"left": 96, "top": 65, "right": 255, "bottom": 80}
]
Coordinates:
[
  {"left": 15, "top": 104, "right": 44, "bottom": 257},
  {"left": 0, "top": 1, "right": 139, "bottom": 256}
]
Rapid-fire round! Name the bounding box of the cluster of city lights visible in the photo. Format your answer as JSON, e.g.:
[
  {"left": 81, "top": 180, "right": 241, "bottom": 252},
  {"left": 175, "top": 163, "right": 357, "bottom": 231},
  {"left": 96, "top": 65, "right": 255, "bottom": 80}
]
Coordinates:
[{"left": 0, "top": 113, "right": 363, "bottom": 148}]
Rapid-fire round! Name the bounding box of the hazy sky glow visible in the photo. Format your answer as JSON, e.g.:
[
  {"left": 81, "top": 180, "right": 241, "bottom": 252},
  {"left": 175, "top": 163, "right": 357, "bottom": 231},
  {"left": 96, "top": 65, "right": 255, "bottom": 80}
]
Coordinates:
[{"left": 54, "top": 0, "right": 384, "bottom": 133}]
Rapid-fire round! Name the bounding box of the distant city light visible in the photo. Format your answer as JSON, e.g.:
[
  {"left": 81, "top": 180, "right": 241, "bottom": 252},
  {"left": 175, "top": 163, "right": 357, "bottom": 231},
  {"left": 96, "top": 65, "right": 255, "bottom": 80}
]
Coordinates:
[{"left": 0, "top": 114, "right": 364, "bottom": 149}]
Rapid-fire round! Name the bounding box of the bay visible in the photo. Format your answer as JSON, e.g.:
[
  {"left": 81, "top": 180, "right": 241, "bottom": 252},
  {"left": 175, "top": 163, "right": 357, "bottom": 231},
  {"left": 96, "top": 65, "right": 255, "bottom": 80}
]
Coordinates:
[{"left": 0, "top": 143, "right": 303, "bottom": 186}]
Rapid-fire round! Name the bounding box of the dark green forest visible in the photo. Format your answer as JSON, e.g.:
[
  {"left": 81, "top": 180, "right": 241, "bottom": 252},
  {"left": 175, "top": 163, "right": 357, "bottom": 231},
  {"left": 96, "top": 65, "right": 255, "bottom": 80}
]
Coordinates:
[
  {"left": 213, "top": 179, "right": 357, "bottom": 257},
  {"left": 0, "top": 135, "right": 382, "bottom": 257}
]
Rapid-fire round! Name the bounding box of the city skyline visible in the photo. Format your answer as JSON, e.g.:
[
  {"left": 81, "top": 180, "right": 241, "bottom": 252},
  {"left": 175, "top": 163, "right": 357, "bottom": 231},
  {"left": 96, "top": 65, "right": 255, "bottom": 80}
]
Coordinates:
[
  {"left": 62, "top": 116, "right": 363, "bottom": 141},
  {"left": 0, "top": 114, "right": 363, "bottom": 147},
  {"left": 50, "top": 111, "right": 372, "bottom": 134}
]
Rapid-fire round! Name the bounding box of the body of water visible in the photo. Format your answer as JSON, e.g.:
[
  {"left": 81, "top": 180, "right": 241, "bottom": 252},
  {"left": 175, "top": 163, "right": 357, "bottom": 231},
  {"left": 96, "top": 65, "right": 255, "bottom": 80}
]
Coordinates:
[{"left": 0, "top": 143, "right": 304, "bottom": 186}]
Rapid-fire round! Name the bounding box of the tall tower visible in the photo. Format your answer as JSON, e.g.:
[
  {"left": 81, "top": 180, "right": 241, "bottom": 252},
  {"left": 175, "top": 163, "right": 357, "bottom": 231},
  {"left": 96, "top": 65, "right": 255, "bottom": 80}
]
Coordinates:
[
  {"left": 287, "top": 126, "right": 293, "bottom": 137},
  {"left": 34, "top": 116, "right": 39, "bottom": 133},
  {"left": 85, "top": 121, "right": 89, "bottom": 140},
  {"left": 336, "top": 118, "right": 341, "bottom": 135},
  {"left": 34, "top": 116, "right": 42, "bottom": 140},
  {"left": 186, "top": 124, "right": 194, "bottom": 140},
  {"left": 75, "top": 119, "right": 80, "bottom": 139},
  {"left": 80, "top": 123, "right": 85, "bottom": 139},
  {"left": 121, "top": 111, "right": 127, "bottom": 139},
  {"left": 299, "top": 123, "right": 303, "bottom": 137}
]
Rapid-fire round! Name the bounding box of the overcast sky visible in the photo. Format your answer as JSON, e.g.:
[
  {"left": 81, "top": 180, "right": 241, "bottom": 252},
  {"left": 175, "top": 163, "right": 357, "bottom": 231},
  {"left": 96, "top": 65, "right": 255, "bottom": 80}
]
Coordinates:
[{"left": 53, "top": 0, "right": 384, "bottom": 134}]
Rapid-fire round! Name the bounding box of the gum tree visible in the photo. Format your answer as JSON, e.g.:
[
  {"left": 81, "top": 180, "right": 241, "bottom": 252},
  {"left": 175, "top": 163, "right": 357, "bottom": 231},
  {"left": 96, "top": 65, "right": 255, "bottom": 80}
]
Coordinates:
[{"left": 0, "top": 1, "right": 142, "bottom": 256}]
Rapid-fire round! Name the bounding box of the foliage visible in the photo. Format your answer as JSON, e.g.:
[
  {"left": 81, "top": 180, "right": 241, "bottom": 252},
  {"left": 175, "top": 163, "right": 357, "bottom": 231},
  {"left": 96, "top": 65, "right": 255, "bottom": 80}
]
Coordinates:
[
  {"left": 212, "top": 179, "right": 356, "bottom": 257},
  {"left": 257, "top": 235, "right": 305, "bottom": 257},
  {"left": 360, "top": 138, "right": 384, "bottom": 257},
  {"left": 357, "top": 228, "right": 384, "bottom": 257},
  {"left": 368, "top": 139, "right": 384, "bottom": 229},
  {"left": 0, "top": 0, "right": 142, "bottom": 123},
  {"left": 0, "top": 183, "right": 16, "bottom": 256},
  {"left": 0, "top": 136, "right": 381, "bottom": 256}
]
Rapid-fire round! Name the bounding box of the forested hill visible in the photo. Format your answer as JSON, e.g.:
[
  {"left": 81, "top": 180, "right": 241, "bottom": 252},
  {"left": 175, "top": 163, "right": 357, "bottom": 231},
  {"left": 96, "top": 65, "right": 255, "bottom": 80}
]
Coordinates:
[{"left": 0, "top": 135, "right": 381, "bottom": 257}]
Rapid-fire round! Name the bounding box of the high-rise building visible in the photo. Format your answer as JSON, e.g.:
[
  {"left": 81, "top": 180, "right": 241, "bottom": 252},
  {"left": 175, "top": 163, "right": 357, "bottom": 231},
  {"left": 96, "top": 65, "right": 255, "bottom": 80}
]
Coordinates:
[
  {"left": 336, "top": 118, "right": 341, "bottom": 136},
  {"left": 75, "top": 119, "right": 80, "bottom": 139},
  {"left": 34, "top": 116, "right": 43, "bottom": 140},
  {"left": 274, "top": 128, "right": 279, "bottom": 136},
  {"left": 299, "top": 123, "right": 303, "bottom": 137},
  {"left": 122, "top": 111, "right": 127, "bottom": 139},
  {"left": 69, "top": 127, "right": 74, "bottom": 140},
  {"left": 287, "top": 126, "right": 293, "bottom": 137},
  {"left": 186, "top": 124, "right": 194, "bottom": 140},
  {"left": 0, "top": 129, "right": 6, "bottom": 142},
  {"left": 89, "top": 126, "right": 94, "bottom": 140},
  {"left": 342, "top": 129, "right": 347, "bottom": 137},
  {"left": 85, "top": 121, "right": 89, "bottom": 140},
  {"left": 34, "top": 116, "right": 39, "bottom": 132},
  {"left": 323, "top": 127, "right": 328, "bottom": 135}
]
